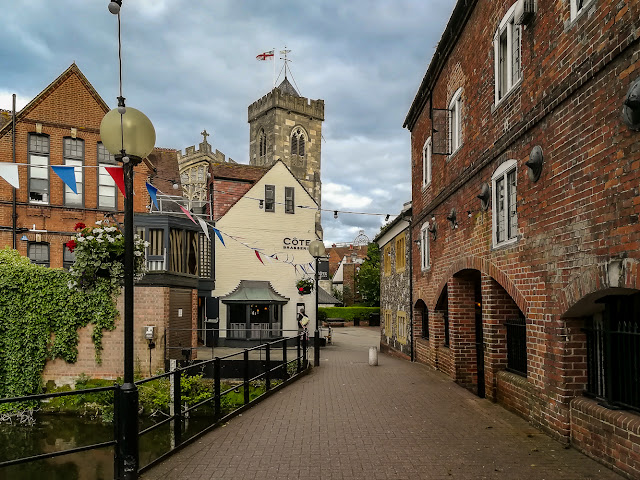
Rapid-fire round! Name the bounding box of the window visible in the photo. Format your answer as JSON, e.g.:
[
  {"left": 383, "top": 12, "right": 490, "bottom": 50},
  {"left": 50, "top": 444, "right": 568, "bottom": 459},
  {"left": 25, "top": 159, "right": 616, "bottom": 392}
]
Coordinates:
[
  {"left": 494, "top": 4, "right": 522, "bottom": 104},
  {"left": 63, "top": 138, "right": 84, "bottom": 207},
  {"left": 28, "top": 242, "right": 49, "bottom": 267},
  {"left": 383, "top": 244, "right": 391, "bottom": 276},
  {"left": 397, "top": 311, "right": 407, "bottom": 344},
  {"left": 285, "top": 187, "right": 295, "bottom": 214},
  {"left": 146, "top": 228, "right": 165, "bottom": 271},
  {"left": 506, "top": 317, "right": 527, "bottom": 376},
  {"left": 449, "top": 88, "right": 462, "bottom": 155},
  {"left": 420, "top": 223, "right": 430, "bottom": 271},
  {"left": 63, "top": 244, "right": 75, "bottom": 270},
  {"left": 97, "top": 143, "right": 117, "bottom": 209},
  {"left": 264, "top": 185, "right": 275, "bottom": 212},
  {"left": 422, "top": 137, "right": 432, "bottom": 187},
  {"left": 28, "top": 134, "right": 50, "bottom": 204},
  {"left": 492, "top": 160, "right": 518, "bottom": 247},
  {"left": 384, "top": 310, "right": 393, "bottom": 338},
  {"left": 395, "top": 234, "right": 406, "bottom": 273},
  {"left": 570, "top": 0, "right": 594, "bottom": 21},
  {"left": 258, "top": 128, "right": 267, "bottom": 161},
  {"left": 290, "top": 127, "right": 306, "bottom": 157},
  {"left": 199, "top": 233, "right": 211, "bottom": 278}
]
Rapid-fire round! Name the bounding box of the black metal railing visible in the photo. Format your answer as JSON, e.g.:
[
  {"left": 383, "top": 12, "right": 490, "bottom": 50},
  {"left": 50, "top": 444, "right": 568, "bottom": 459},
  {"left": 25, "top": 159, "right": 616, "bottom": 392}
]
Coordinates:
[
  {"left": 0, "top": 333, "right": 309, "bottom": 478},
  {"left": 584, "top": 320, "right": 640, "bottom": 412},
  {"left": 505, "top": 317, "right": 527, "bottom": 377}
]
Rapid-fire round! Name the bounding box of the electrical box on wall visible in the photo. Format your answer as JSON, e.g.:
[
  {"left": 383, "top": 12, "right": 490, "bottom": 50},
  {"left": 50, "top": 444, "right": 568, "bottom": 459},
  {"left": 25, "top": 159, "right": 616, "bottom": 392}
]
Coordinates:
[{"left": 143, "top": 325, "right": 155, "bottom": 340}]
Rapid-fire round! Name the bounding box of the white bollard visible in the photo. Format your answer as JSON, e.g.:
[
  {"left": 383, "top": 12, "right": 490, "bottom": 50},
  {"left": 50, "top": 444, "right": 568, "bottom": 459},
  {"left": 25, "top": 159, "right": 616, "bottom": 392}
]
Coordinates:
[{"left": 368, "top": 346, "right": 378, "bottom": 366}]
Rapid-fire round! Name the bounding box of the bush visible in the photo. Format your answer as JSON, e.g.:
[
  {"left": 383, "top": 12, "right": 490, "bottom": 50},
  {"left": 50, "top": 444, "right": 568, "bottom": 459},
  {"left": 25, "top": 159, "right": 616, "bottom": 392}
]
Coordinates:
[
  {"left": 318, "top": 306, "right": 380, "bottom": 322},
  {"left": 317, "top": 310, "right": 327, "bottom": 322}
]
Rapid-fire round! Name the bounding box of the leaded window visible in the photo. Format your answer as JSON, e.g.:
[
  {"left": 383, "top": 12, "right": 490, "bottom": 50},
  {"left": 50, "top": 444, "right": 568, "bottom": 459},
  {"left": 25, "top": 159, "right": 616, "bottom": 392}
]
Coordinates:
[
  {"left": 494, "top": 4, "right": 522, "bottom": 104},
  {"left": 28, "top": 134, "right": 50, "bottom": 204}
]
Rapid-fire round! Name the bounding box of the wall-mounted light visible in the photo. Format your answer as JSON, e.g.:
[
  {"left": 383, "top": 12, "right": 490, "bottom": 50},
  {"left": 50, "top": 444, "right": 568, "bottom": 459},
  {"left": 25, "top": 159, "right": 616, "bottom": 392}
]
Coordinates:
[
  {"left": 428, "top": 222, "right": 437, "bottom": 241},
  {"left": 385, "top": 214, "right": 390, "bottom": 221},
  {"left": 525, "top": 145, "right": 544, "bottom": 182},
  {"left": 334, "top": 210, "right": 338, "bottom": 219},
  {"left": 172, "top": 181, "right": 179, "bottom": 190},
  {"left": 477, "top": 183, "right": 490, "bottom": 211},
  {"left": 446, "top": 209, "right": 457, "bottom": 229},
  {"left": 622, "top": 77, "right": 640, "bottom": 131},
  {"left": 259, "top": 200, "right": 264, "bottom": 209},
  {"left": 431, "top": 215, "right": 436, "bottom": 222}
]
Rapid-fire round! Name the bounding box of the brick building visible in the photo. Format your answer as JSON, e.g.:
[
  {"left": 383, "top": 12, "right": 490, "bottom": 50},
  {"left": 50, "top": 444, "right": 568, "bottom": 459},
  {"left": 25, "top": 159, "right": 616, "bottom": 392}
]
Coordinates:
[
  {"left": 404, "top": 0, "right": 640, "bottom": 477},
  {"left": 326, "top": 243, "right": 368, "bottom": 305}
]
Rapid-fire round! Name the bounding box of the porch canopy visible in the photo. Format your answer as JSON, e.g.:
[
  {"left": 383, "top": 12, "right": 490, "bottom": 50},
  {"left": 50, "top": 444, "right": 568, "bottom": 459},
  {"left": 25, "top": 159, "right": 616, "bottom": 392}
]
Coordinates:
[{"left": 221, "top": 280, "right": 289, "bottom": 304}]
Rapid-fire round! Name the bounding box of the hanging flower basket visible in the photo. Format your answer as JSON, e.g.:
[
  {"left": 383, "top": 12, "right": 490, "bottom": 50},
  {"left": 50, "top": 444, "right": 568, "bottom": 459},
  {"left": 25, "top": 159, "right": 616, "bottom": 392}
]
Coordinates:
[
  {"left": 67, "top": 221, "right": 148, "bottom": 292},
  {"left": 296, "top": 277, "right": 314, "bottom": 295}
]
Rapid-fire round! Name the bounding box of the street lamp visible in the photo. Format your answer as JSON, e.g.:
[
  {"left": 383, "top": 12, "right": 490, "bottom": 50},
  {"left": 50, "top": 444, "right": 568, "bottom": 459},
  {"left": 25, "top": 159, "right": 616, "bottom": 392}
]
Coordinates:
[
  {"left": 101, "top": 2, "right": 156, "bottom": 478},
  {"left": 308, "top": 239, "right": 325, "bottom": 367}
]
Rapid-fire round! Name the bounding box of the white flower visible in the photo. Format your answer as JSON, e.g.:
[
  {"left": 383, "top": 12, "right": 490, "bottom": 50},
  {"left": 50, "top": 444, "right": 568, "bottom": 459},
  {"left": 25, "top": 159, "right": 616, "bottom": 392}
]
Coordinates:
[
  {"left": 95, "top": 220, "right": 103, "bottom": 225},
  {"left": 144, "top": 241, "right": 150, "bottom": 247},
  {"left": 96, "top": 238, "right": 104, "bottom": 243},
  {"left": 77, "top": 237, "right": 86, "bottom": 242},
  {"left": 108, "top": 237, "right": 115, "bottom": 243},
  {"left": 94, "top": 228, "right": 103, "bottom": 234},
  {"left": 86, "top": 235, "right": 95, "bottom": 241},
  {"left": 134, "top": 251, "right": 142, "bottom": 256}
]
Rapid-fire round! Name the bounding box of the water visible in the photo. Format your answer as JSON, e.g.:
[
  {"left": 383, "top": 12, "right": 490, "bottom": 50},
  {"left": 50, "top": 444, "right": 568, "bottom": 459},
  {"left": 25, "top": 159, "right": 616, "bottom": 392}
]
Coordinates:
[{"left": 0, "top": 414, "right": 214, "bottom": 480}]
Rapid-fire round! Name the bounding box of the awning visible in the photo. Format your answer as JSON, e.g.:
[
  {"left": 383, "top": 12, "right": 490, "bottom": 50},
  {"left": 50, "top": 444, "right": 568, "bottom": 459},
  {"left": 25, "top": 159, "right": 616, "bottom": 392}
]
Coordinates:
[{"left": 221, "top": 280, "right": 290, "bottom": 304}]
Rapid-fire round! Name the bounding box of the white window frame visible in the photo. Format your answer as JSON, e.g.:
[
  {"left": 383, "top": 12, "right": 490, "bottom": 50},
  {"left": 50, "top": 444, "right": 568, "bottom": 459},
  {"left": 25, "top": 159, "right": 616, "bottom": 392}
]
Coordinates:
[
  {"left": 492, "top": 160, "right": 518, "bottom": 248},
  {"left": 63, "top": 137, "right": 84, "bottom": 207},
  {"left": 422, "top": 137, "right": 432, "bottom": 188},
  {"left": 494, "top": 4, "right": 522, "bottom": 105},
  {"left": 97, "top": 143, "right": 117, "bottom": 210},
  {"left": 420, "top": 223, "right": 430, "bottom": 271},
  {"left": 570, "top": 0, "right": 594, "bottom": 21},
  {"left": 449, "top": 88, "right": 462, "bottom": 156},
  {"left": 28, "top": 134, "right": 50, "bottom": 205}
]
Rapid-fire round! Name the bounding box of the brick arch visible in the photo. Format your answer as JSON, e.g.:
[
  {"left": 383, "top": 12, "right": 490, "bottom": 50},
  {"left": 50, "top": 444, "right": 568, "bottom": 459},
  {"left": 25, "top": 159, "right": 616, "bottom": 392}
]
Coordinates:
[
  {"left": 559, "top": 258, "right": 640, "bottom": 315},
  {"left": 433, "top": 255, "right": 528, "bottom": 315}
]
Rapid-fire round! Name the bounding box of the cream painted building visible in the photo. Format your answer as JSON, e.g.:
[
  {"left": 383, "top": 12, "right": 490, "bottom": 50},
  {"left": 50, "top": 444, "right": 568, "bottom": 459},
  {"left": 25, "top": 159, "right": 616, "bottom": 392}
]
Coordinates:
[{"left": 211, "top": 160, "right": 320, "bottom": 342}]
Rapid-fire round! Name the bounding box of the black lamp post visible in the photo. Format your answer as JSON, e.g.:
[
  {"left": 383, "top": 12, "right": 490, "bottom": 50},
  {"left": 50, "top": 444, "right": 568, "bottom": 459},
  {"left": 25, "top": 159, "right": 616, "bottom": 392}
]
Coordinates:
[
  {"left": 101, "top": 2, "right": 156, "bottom": 478},
  {"left": 308, "top": 239, "right": 325, "bottom": 367}
]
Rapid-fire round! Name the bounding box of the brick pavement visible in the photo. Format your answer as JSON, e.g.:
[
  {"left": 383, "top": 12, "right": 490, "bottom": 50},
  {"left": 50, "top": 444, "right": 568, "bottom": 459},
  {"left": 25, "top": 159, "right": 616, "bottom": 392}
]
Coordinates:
[{"left": 142, "top": 327, "right": 624, "bottom": 480}]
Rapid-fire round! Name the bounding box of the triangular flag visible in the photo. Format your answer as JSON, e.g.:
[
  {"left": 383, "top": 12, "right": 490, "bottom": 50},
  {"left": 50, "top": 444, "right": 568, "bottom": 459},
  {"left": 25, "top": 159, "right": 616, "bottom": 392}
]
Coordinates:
[
  {"left": 51, "top": 166, "right": 77, "bottom": 194},
  {"left": 308, "top": 262, "right": 315, "bottom": 272},
  {"left": 0, "top": 164, "right": 19, "bottom": 189},
  {"left": 300, "top": 265, "right": 307, "bottom": 274},
  {"left": 179, "top": 205, "right": 197, "bottom": 224},
  {"left": 106, "top": 167, "right": 126, "bottom": 198},
  {"left": 146, "top": 182, "right": 159, "bottom": 210},
  {"left": 197, "top": 217, "right": 210, "bottom": 241},
  {"left": 213, "top": 228, "right": 225, "bottom": 246},
  {"left": 270, "top": 254, "right": 278, "bottom": 261},
  {"left": 255, "top": 250, "right": 264, "bottom": 264}
]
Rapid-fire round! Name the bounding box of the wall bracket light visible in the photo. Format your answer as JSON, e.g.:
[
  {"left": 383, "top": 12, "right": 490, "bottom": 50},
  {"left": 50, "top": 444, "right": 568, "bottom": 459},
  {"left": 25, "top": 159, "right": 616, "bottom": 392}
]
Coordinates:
[
  {"left": 622, "top": 77, "right": 640, "bottom": 131},
  {"left": 477, "top": 183, "right": 490, "bottom": 211},
  {"left": 525, "top": 145, "right": 544, "bottom": 182},
  {"left": 446, "top": 209, "right": 457, "bottom": 229},
  {"left": 428, "top": 222, "right": 437, "bottom": 241}
]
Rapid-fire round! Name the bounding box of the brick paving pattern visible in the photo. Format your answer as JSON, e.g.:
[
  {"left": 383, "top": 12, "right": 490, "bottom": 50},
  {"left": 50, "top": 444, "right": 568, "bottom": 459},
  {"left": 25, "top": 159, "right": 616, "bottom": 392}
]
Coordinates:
[{"left": 142, "top": 327, "right": 623, "bottom": 480}]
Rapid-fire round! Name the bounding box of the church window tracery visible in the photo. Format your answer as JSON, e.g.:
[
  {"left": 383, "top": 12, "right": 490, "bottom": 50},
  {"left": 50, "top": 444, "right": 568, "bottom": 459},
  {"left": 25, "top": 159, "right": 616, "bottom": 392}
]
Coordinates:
[
  {"left": 258, "top": 128, "right": 267, "bottom": 161},
  {"left": 290, "top": 127, "right": 306, "bottom": 158}
]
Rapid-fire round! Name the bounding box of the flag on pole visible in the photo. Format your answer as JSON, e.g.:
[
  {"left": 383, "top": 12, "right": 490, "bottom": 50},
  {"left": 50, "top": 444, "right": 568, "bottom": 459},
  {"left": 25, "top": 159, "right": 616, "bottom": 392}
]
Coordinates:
[
  {"left": 0, "top": 164, "right": 19, "bottom": 189},
  {"left": 256, "top": 50, "right": 274, "bottom": 61}
]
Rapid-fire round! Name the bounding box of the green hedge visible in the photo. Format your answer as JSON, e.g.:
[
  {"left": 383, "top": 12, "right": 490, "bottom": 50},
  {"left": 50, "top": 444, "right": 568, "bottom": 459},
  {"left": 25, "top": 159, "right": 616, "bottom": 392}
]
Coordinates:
[{"left": 318, "top": 306, "right": 380, "bottom": 322}]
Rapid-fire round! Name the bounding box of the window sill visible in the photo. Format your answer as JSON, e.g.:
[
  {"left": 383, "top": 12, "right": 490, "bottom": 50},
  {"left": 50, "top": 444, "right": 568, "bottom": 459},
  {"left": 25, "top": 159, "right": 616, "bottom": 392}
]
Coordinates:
[
  {"left": 448, "top": 145, "right": 462, "bottom": 161},
  {"left": 566, "top": 0, "right": 596, "bottom": 28},
  {"left": 492, "top": 236, "right": 519, "bottom": 251},
  {"left": 492, "top": 78, "right": 523, "bottom": 112},
  {"left": 422, "top": 181, "right": 431, "bottom": 191}
]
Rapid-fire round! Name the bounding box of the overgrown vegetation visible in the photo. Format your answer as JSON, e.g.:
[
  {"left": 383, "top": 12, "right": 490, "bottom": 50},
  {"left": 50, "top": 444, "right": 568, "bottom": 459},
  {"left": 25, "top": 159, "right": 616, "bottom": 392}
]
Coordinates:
[
  {"left": 319, "top": 306, "right": 380, "bottom": 322},
  {"left": 356, "top": 243, "right": 380, "bottom": 306},
  {"left": 0, "top": 248, "right": 118, "bottom": 406}
]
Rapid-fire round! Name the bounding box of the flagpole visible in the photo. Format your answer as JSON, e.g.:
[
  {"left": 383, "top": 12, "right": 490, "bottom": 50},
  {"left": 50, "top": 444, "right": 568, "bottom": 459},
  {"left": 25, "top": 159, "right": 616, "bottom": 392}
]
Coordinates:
[{"left": 273, "top": 47, "right": 276, "bottom": 89}]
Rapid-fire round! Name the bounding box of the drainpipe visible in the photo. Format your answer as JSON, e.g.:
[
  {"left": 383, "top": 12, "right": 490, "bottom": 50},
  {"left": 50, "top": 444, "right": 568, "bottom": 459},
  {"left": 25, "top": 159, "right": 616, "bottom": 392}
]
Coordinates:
[
  {"left": 11, "top": 94, "right": 17, "bottom": 250},
  {"left": 407, "top": 213, "right": 414, "bottom": 362}
]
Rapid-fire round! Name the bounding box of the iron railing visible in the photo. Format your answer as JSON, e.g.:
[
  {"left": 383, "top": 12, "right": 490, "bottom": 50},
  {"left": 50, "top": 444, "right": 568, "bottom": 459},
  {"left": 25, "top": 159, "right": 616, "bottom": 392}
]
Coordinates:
[
  {"left": 505, "top": 317, "right": 527, "bottom": 377},
  {"left": 0, "top": 333, "right": 309, "bottom": 478},
  {"left": 583, "top": 320, "right": 640, "bottom": 412}
]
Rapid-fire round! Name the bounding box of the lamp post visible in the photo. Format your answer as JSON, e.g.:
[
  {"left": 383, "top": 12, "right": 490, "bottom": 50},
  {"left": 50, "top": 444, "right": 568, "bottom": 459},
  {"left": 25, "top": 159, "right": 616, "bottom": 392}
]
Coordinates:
[
  {"left": 308, "top": 239, "right": 325, "bottom": 367},
  {"left": 101, "top": 2, "right": 156, "bottom": 478}
]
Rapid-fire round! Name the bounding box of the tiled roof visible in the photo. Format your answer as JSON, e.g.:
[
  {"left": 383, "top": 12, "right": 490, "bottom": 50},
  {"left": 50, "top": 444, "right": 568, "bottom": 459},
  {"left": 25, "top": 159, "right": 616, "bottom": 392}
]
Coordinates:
[{"left": 211, "top": 163, "right": 268, "bottom": 182}]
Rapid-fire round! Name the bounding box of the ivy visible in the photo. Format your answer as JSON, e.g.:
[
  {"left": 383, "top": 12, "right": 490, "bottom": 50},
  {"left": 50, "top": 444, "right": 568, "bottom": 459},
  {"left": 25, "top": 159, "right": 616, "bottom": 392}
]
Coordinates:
[{"left": 0, "top": 248, "right": 118, "bottom": 405}]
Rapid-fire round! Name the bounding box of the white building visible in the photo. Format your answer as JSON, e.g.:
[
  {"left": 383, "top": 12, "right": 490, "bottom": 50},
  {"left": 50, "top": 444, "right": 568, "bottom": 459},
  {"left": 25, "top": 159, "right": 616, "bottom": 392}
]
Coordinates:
[{"left": 210, "top": 160, "right": 320, "bottom": 343}]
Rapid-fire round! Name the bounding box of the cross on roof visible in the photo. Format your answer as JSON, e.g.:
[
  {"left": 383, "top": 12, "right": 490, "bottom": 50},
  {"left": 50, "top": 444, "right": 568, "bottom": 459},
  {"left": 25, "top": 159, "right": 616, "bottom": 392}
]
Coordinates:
[{"left": 201, "top": 129, "right": 210, "bottom": 144}]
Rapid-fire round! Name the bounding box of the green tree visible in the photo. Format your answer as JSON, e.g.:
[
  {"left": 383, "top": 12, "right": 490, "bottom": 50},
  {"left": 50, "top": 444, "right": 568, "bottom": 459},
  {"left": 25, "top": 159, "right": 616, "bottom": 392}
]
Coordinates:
[{"left": 356, "top": 243, "right": 380, "bottom": 307}]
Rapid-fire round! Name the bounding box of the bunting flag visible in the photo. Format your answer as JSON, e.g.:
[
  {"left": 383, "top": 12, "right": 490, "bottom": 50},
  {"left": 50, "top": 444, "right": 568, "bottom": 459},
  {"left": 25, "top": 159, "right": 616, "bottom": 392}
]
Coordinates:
[
  {"left": 197, "top": 217, "right": 210, "bottom": 241},
  {"left": 0, "top": 164, "right": 19, "bottom": 189},
  {"left": 256, "top": 50, "right": 274, "bottom": 60},
  {"left": 106, "top": 167, "right": 126, "bottom": 198},
  {"left": 255, "top": 250, "right": 264, "bottom": 264},
  {"left": 51, "top": 166, "right": 78, "bottom": 194},
  {"left": 270, "top": 254, "right": 278, "bottom": 261},
  {"left": 179, "top": 205, "right": 197, "bottom": 224},
  {"left": 308, "top": 262, "right": 314, "bottom": 272},
  {"left": 213, "top": 228, "right": 225, "bottom": 246},
  {"left": 300, "top": 265, "right": 307, "bottom": 274},
  {"left": 146, "top": 182, "right": 159, "bottom": 210}
]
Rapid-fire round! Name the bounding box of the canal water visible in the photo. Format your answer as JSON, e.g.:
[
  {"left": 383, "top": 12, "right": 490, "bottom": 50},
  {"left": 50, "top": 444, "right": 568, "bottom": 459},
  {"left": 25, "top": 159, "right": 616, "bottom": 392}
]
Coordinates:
[{"left": 0, "top": 414, "right": 213, "bottom": 480}]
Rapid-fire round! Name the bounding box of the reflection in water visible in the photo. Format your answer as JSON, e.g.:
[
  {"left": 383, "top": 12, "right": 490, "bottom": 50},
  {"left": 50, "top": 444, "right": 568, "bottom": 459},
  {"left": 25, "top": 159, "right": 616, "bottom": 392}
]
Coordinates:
[{"left": 0, "top": 414, "right": 214, "bottom": 480}]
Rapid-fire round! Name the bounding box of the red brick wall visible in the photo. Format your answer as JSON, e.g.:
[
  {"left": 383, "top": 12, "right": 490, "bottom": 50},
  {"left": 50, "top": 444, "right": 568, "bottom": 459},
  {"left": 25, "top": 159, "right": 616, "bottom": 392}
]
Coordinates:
[{"left": 211, "top": 178, "right": 253, "bottom": 220}]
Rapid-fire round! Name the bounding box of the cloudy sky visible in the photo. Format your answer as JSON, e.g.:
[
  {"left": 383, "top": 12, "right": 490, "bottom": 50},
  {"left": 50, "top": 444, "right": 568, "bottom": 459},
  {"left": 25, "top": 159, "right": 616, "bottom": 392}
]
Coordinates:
[{"left": 0, "top": 0, "right": 453, "bottom": 245}]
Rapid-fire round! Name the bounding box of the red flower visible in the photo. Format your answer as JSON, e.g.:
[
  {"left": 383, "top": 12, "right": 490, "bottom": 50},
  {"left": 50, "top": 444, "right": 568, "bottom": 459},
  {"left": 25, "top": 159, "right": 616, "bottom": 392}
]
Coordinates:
[
  {"left": 66, "top": 239, "right": 77, "bottom": 253},
  {"left": 74, "top": 222, "right": 86, "bottom": 231}
]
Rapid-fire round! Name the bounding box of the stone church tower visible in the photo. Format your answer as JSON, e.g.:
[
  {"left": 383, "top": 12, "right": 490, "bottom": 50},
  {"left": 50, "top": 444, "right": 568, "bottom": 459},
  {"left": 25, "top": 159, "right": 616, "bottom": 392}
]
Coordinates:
[{"left": 248, "top": 77, "right": 324, "bottom": 208}]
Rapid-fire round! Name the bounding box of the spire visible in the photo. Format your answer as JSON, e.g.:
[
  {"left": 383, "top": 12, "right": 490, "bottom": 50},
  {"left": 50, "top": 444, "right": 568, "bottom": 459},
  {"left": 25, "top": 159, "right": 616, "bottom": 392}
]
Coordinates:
[{"left": 276, "top": 77, "right": 299, "bottom": 97}]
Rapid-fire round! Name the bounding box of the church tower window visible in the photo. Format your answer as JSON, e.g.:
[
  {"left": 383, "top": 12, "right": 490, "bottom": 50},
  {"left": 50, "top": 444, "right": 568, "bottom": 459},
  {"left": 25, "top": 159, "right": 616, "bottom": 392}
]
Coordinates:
[
  {"left": 258, "top": 128, "right": 267, "bottom": 161},
  {"left": 291, "top": 127, "right": 306, "bottom": 158}
]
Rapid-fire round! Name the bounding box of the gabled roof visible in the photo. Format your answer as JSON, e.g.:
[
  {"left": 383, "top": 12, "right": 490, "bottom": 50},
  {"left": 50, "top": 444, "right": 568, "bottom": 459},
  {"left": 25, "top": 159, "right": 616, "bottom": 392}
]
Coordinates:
[
  {"left": 276, "top": 77, "right": 299, "bottom": 97},
  {"left": 221, "top": 280, "right": 290, "bottom": 304},
  {"left": 318, "top": 286, "right": 341, "bottom": 305},
  {"left": 211, "top": 163, "right": 268, "bottom": 182},
  {"left": 0, "top": 63, "right": 110, "bottom": 140}
]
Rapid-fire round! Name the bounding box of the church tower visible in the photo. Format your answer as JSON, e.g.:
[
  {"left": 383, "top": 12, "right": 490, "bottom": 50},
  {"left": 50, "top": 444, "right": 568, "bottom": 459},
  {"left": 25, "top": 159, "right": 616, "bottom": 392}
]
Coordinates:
[{"left": 248, "top": 77, "right": 324, "bottom": 208}]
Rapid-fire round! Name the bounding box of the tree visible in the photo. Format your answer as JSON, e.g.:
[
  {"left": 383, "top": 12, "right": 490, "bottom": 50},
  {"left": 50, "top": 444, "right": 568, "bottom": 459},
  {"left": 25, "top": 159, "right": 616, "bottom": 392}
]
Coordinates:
[{"left": 356, "top": 243, "right": 380, "bottom": 306}]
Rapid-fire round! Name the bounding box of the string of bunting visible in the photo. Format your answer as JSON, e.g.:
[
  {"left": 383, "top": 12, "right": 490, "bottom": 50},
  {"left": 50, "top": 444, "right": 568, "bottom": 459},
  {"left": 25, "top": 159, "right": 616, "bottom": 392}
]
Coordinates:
[{"left": 145, "top": 182, "right": 317, "bottom": 276}]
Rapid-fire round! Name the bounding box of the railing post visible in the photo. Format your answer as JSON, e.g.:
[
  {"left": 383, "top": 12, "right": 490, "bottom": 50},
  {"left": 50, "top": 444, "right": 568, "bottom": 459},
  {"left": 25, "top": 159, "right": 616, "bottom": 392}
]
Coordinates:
[
  {"left": 214, "top": 357, "right": 221, "bottom": 421},
  {"left": 172, "top": 369, "right": 182, "bottom": 448},
  {"left": 243, "top": 350, "right": 250, "bottom": 405},
  {"left": 297, "top": 333, "right": 301, "bottom": 373},
  {"left": 265, "top": 343, "right": 271, "bottom": 391},
  {"left": 282, "top": 338, "right": 288, "bottom": 380},
  {"left": 302, "top": 333, "right": 308, "bottom": 367}
]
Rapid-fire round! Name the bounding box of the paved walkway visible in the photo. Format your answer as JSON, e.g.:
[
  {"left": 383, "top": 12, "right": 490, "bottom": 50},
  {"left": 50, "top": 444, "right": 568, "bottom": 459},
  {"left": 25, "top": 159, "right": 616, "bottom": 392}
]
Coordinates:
[{"left": 143, "top": 327, "right": 623, "bottom": 480}]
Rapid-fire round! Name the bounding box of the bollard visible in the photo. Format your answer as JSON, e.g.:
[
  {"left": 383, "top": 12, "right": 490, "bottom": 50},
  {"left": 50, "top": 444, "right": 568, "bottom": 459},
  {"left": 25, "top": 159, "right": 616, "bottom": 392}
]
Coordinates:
[{"left": 368, "top": 346, "right": 378, "bottom": 366}]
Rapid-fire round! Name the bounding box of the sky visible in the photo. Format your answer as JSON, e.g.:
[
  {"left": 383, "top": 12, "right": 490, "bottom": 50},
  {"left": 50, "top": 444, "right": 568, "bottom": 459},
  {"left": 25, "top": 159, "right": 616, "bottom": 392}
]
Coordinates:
[{"left": 0, "top": 0, "right": 453, "bottom": 245}]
